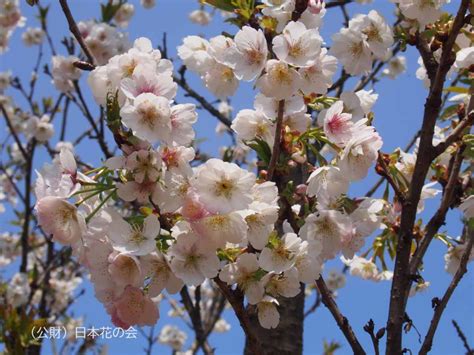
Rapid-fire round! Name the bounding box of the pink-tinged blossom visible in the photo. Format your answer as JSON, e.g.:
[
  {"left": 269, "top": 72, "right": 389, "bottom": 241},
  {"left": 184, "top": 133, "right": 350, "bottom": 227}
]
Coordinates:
[
  {"left": 273, "top": 21, "right": 322, "bottom": 67},
  {"left": 257, "top": 296, "right": 280, "bottom": 329},
  {"left": 219, "top": 253, "right": 266, "bottom": 304},
  {"left": 298, "top": 48, "right": 338, "bottom": 95},
  {"left": 259, "top": 232, "right": 302, "bottom": 273},
  {"left": 120, "top": 93, "right": 172, "bottom": 143},
  {"left": 254, "top": 93, "right": 306, "bottom": 119},
  {"left": 117, "top": 180, "right": 160, "bottom": 204},
  {"left": 168, "top": 104, "right": 197, "bottom": 146},
  {"left": 306, "top": 166, "right": 349, "bottom": 200},
  {"left": 299, "top": 209, "right": 351, "bottom": 260},
  {"left": 338, "top": 120, "right": 383, "bottom": 181},
  {"left": 125, "top": 149, "right": 162, "bottom": 183},
  {"left": 331, "top": 28, "right": 372, "bottom": 75},
  {"left": 191, "top": 212, "right": 248, "bottom": 247},
  {"left": 242, "top": 203, "right": 279, "bottom": 250},
  {"left": 349, "top": 10, "right": 393, "bottom": 60},
  {"left": 256, "top": 60, "right": 302, "bottom": 100},
  {"left": 108, "top": 215, "right": 160, "bottom": 256},
  {"left": 322, "top": 101, "right": 354, "bottom": 146},
  {"left": 120, "top": 64, "right": 177, "bottom": 100},
  {"left": 111, "top": 285, "right": 159, "bottom": 328},
  {"left": 392, "top": 0, "right": 449, "bottom": 29},
  {"left": 160, "top": 146, "right": 195, "bottom": 175},
  {"left": 177, "top": 36, "right": 212, "bottom": 74},
  {"left": 141, "top": 252, "right": 183, "bottom": 296},
  {"left": 231, "top": 109, "right": 275, "bottom": 146},
  {"left": 168, "top": 229, "right": 220, "bottom": 286},
  {"left": 265, "top": 267, "right": 301, "bottom": 298},
  {"left": 36, "top": 196, "right": 86, "bottom": 245},
  {"left": 108, "top": 252, "right": 142, "bottom": 287},
  {"left": 191, "top": 159, "right": 256, "bottom": 214},
  {"left": 203, "top": 61, "right": 239, "bottom": 99},
  {"left": 224, "top": 26, "right": 268, "bottom": 81}
]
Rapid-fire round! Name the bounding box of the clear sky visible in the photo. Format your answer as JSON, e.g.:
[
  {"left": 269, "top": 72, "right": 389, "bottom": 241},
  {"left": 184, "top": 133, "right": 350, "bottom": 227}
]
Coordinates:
[{"left": 0, "top": 1, "right": 471, "bottom": 354}]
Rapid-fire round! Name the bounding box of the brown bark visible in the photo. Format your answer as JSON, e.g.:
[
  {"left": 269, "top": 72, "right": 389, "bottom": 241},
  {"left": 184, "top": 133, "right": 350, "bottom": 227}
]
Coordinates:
[{"left": 244, "top": 285, "right": 306, "bottom": 355}]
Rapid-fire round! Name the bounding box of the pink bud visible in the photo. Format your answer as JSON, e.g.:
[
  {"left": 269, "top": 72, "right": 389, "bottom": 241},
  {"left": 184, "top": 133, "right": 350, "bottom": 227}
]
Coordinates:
[
  {"left": 307, "top": 0, "right": 325, "bottom": 15},
  {"left": 296, "top": 184, "right": 308, "bottom": 195}
]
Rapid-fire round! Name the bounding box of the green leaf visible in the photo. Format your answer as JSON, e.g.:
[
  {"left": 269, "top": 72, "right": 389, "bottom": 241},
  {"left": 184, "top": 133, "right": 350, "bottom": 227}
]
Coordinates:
[
  {"left": 462, "top": 134, "right": 474, "bottom": 159},
  {"left": 444, "top": 86, "right": 469, "bottom": 94},
  {"left": 201, "top": 0, "right": 237, "bottom": 12},
  {"left": 440, "top": 104, "right": 459, "bottom": 120},
  {"left": 101, "top": 0, "right": 126, "bottom": 23},
  {"left": 246, "top": 138, "right": 272, "bottom": 164}
]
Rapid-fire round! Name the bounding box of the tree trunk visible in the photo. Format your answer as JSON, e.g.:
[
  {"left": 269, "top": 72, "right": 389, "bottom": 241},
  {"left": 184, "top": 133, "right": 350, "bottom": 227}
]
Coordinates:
[
  {"left": 244, "top": 285, "right": 305, "bottom": 355},
  {"left": 243, "top": 161, "right": 306, "bottom": 355}
]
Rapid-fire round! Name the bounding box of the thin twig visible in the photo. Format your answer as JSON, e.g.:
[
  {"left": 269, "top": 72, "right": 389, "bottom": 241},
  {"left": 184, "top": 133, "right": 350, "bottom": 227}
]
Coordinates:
[
  {"left": 0, "top": 103, "right": 28, "bottom": 160},
  {"left": 59, "top": 0, "right": 95, "bottom": 65},
  {"left": 419, "top": 229, "right": 473, "bottom": 355},
  {"left": 409, "top": 145, "right": 465, "bottom": 275},
  {"left": 316, "top": 277, "right": 366, "bottom": 354},
  {"left": 433, "top": 93, "right": 474, "bottom": 157},
  {"left": 174, "top": 67, "right": 232, "bottom": 128},
  {"left": 180, "top": 287, "right": 213, "bottom": 355},
  {"left": 376, "top": 152, "right": 406, "bottom": 203},
  {"left": 452, "top": 320, "right": 474, "bottom": 355}
]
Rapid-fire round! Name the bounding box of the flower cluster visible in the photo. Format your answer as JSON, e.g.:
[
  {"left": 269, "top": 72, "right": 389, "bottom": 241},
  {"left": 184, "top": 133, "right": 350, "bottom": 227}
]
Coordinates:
[
  {"left": 331, "top": 10, "right": 393, "bottom": 75},
  {"left": 24, "top": 0, "right": 474, "bottom": 337},
  {"left": 0, "top": 0, "right": 25, "bottom": 52},
  {"left": 77, "top": 20, "right": 130, "bottom": 65}
]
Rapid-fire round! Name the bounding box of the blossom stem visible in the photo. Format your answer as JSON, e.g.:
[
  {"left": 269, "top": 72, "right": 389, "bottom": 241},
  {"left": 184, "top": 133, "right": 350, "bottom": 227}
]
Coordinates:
[{"left": 85, "top": 189, "right": 116, "bottom": 223}]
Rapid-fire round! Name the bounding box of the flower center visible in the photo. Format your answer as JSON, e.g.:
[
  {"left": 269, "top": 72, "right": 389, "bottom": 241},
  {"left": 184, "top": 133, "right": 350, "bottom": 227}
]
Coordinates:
[{"left": 215, "top": 178, "right": 235, "bottom": 198}]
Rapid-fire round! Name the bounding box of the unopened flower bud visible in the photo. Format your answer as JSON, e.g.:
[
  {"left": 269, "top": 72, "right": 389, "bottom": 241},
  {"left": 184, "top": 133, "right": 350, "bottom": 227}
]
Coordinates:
[
  {"left": 296, "top": 184, "right": 307, "bottom": 195},
  {"left": 307, "top": 0, "right": 325, "bottom": 15}
]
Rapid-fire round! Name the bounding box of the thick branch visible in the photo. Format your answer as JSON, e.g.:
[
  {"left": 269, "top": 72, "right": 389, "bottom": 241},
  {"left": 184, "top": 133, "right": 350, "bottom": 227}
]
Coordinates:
[
  {"left": 214, "top": 278, "right": 262, "bottom": 355},
  {"left": 385, "top": 1, "right": 470, "bottom": 352},
  {"left": 315, "top": 277, "right": 366, "bottom": 355}
]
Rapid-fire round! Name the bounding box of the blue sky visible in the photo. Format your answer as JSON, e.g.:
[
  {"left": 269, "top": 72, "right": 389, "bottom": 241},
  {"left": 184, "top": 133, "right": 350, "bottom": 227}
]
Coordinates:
[{"left": 0, "top": 1, "right": 472, "bottom": 354}]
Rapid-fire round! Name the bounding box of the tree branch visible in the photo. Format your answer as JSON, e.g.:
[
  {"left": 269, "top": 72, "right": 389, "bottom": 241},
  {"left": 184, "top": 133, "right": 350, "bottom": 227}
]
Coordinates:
[
  {"left": 452, "top": 319, "right": 474, "bottom": 355},
  {"left": 315, "top": 277, "right": 366, "bottom": 355},
  {"left": 180, "top": 287, "right": 213, "bottom": 355},
  {"left": 174, "top": 67, "right": 232, "bottom": 128},
  {"left": 433, "top": 93, "right": 474, "bottom": 157},
  {"left": 214, "top": 278, "right": 262, "bottom": 355},
  {"left": 376, "top": 152, "right": 406, "bottom": 203},
  {"left": 385, "top": 1, "right": 470, "bottom": 352},
  {"left": 0, "top": 103, "right": 28, "bottom": 161},
  {"left": 59, "top": 0, "right": 95, "bottom": 65},
  {"left": 419, "top": 229, "right": 473, "bottom": 355},
  {"left": 409, "top": 145, "right": 465, "bottom": 275}
]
